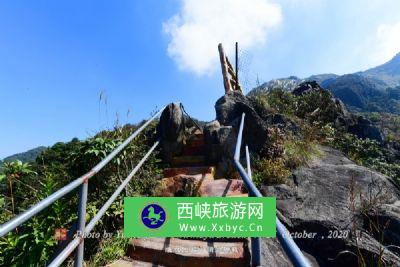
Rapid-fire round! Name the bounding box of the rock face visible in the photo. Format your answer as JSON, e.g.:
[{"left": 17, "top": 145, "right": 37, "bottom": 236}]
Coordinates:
[
  {"left": 261, "top": 146, "right": 400, "bottom": 266},
  {"left": 261, "top": 238, "right": 293, "bottom": 267},
  {"left": 214, "top": 91, "right": 268, "bottom": 153},
  {"left": 203, "top": 120, "right": 229, "bottom": 161},
  {"left": 211, "top": 91, "right": 279, "bottom": 177},
  {"left": 292, "top": 81, "right": 324, "bottom": 96},
  {"left": 347, "top": 116, "right": 384, "bottom": 144},
  {"left": 203, "top": 120, "right": 238, "bottom": 178},
  {"left": 158, "top": 103, "right": 186, "bottom": 162}
]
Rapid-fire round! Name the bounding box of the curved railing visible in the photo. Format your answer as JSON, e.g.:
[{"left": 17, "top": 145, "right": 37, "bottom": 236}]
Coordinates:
[
  {"left": 0, "top": 106, "right": 166, "bottom": 267},
  {"left": 233, "top": 113, "right": 311, "bottom": 267}
]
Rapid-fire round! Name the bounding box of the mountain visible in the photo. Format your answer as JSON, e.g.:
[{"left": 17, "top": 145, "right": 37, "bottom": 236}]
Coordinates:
[
  {"left": 360, "top": 53, "right": 400, "bottom": 87},
  {"left": 249, "top": 52, "right": 400, "bottom": 114},
  {"left": 249, "top": 76, "right": 303, "bottom": 96},
  {"left": 325, "top": 74, "right": 384, "bottom": 109},
  {"left": 307, "top": 73, "right": 339, "bottom": 87},
  {"left": 1, "top": 146, "right": 47, "bottom": 165},
  {"left": 249, "top": 74, "right": 340, "bottom": 96}
]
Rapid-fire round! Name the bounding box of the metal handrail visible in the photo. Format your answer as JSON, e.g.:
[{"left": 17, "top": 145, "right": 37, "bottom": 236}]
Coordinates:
[
  {"left": 233, "top": 113, "right": 311, "bottom": 267},
  {"left": 0, "top": 106, "right": 166, "bottom": 267},
  {"left": 48, "top": 141, "right": 160, "bottom": 267}
]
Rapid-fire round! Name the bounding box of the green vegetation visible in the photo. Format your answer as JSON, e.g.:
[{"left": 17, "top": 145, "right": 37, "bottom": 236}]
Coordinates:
[
  {"left": 87, "top": 234, "right": 129, "bottom": 267},
  {"left": 253, "top": 158, "right": 290, "bottom": 186},
  {"left": 325, "top": 132, "right": 400, "bottom": 184},
  {"left": 0, "top": 146, "right": 46, "bottom": 168},
  {"left": 252, "top": 122, "right": 320, "bottom": 187},
  {"left": 0, "top": 122, "right": 163, "bottom": 266},
  {"left": 325, "top": 74, "right": 400, "bottom": 114},
  {"left": 2, "top": 88, "right": 399, "bottom": 265},
  {"left": 249, "top": 88, "right": 400, "bottom": 187},
  {"left": 250, "top": 89, "right": 333, "bottom": 186},
  {"left": 363, "top": 112, "right": 400, "bottom": 142}
]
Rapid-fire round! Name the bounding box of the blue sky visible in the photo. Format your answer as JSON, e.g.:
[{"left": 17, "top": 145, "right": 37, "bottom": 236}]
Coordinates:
[{"left": 1, "top": 0, "right": 400, "bottom": 158}]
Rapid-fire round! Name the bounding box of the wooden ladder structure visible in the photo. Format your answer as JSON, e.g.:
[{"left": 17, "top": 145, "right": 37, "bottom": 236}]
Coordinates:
[{"left": 218, "top": 43, "right": 243, "bottom": 94}]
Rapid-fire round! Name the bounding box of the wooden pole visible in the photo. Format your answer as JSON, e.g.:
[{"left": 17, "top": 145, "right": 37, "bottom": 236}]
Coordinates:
[
  {"left": 218, "top": 43, "right": 231, "bottom": 94},
  {"left": 235, "top": 42, "right": 239, "bottom": 91}
]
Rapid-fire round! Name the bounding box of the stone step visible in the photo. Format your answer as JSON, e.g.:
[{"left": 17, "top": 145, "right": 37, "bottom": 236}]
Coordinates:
[
  {"left": 106, "top": 258, "right": 165, "bottom": 267},
  {"left": 163, "top": 166, "right": 215, "bottom": 178},
  {"left": 186, "top": 138, "right": 205, "bottom": 147},
  {"left": 171, "top": 155, "right": 206, "bottom": 167},
  {"left": 155, "top": 173, "right": 214, "bottom": 197},
  {"left": 182, "top": 144, "right": 205, "bottom": 156},
  {"left": 127, "top": 238, "right": 249, "bottom": 267},
  {"left": 198, "top": 179, "right": 247, "bottom": 197},
  {"left": 180, "top": 237, "right": 248, "bottom": 242}
]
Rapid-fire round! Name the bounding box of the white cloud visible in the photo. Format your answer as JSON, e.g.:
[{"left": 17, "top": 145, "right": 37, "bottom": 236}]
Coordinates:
[
  {"left": 372, "top": 21, "right": 400, "bottom": 64},
  {"left": 277, "top": 0, "right": 326, "bottom": 9},
  {"left": 163, "top": 0, "right": 282, "bottom": 76}
]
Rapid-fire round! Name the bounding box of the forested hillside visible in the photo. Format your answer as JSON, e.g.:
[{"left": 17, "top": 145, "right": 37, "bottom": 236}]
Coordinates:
[
  {"left": 0, "top": 146, "right": 47, "bottom": 167},
  {"left": 0, "top": 122, "right": 163, "bottom": 266}
]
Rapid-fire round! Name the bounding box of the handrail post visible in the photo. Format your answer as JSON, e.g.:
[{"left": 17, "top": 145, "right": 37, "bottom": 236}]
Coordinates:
[
  {"left": 74, "top": 181, "right": 88, "bottom": 267},
  {"left": 245, "top": 145, "right": 261, "bottom": 267},
  {"left": 234, "top": 113, "right": 245, "bottom": 161},
  {"left": 245, "top": 145, "right": 252, "bottom": 180},
  {"left": 251, "top": 238, "right": 261, "bottom": 267}
]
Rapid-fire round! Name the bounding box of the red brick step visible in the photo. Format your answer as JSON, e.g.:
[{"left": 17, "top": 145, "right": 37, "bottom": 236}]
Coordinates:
[
  {"left": 171, "top": 155, "right": 206, "bottom": 167},
  {"left": 107, "top": 258, "right": 165, "bottom": 267},
  {"left": 127, "top": 238, "right": 249, "bottom": 267},
  {"left": 163, "top": 166, "right": 215, "bottom": 178},
  {"left": 198, "top": 179, "right": 247, "bottom": 197},
  {"left": 186, "top": 138, "right": 205, "bottom": 147},
  {"left": 182, "top": 144, "right": 205, "bottom": 156}
]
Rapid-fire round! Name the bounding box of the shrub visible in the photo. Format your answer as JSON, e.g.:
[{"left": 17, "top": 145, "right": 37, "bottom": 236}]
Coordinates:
[
  {"left": 253, "top": 158, "right": 291, "bottom": 186},
  {"left": 259, "top": 127, "right": 285, "bottom": 159},
  {"left": 367, "top": 112, "right": 381, "bottom": 122},
  {"left": 0, "top": 122, "right": 163, "bottom": 266},
  {"left": 260, "top": 89, "right": 297, "bottom": 117},
  {"left": 249, "top": 83, "right": 400, "bottom": 192},
  {"left": 284, "top": 137, "right": 319, "bottom": 169},
  {"left": 248, "top": 94, "right": 276, "bottom": 119},
  {"left": 326, "top": 133, "right": 384, "bottom": 165},
  {"left": 325, "top": 133, "right": 400, "bottom": 186},
  {"left": 87, "top": 233, "right": 128, "bottom": 267},
  {"left": 294, "top": 90, "right": 342, "bottom": 123}
]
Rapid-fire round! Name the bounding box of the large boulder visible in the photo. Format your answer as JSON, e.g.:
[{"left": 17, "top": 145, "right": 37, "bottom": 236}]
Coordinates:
[
  {"left": 158, "top": 103, "right": 186, "bottom": 162},
  {"left": 212, "top": 92, "right": 298, "bottom": 176},
  {"left": 261, "top": 238, "right": 320, "bottom": 267},
  {"left": 261, "top": 146, "right": 400, "bottom": 266},
  {"left": 203, "top": 121, "right": 232, "bottom": 161},
  {"left": 215, "top": 91, "right": 269, "bottom": 153},
  {"left": 261, "top": 238, "right": 293, "bottom": 267},
  {"left": 203, "top": 120, "right": 238, "bottom": 178}
]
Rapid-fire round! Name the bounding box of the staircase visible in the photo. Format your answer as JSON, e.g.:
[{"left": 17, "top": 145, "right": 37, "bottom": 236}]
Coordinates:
[{"left": 108, "top": 130, "right": 251, "bottom": 267}]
